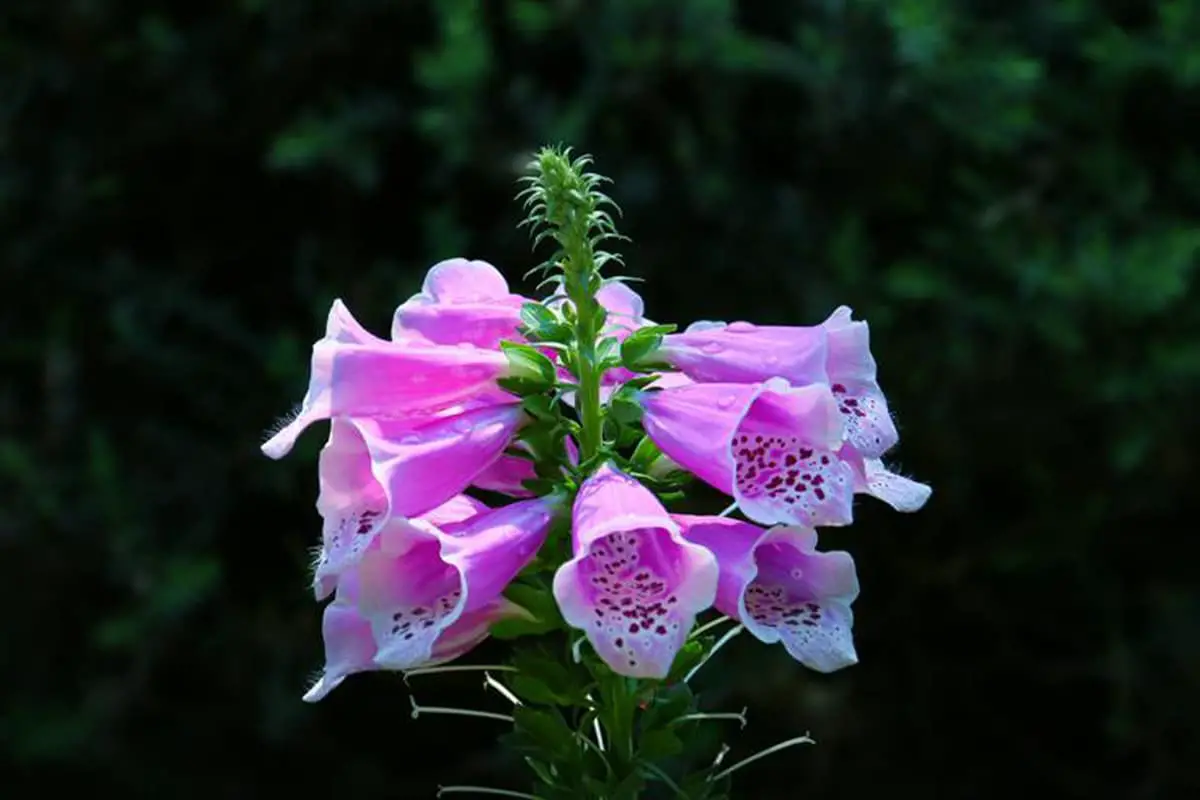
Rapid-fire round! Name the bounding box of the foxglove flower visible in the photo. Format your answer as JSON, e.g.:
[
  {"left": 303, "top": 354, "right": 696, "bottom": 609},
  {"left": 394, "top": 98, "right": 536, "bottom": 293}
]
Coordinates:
[
  {"left": 676, "top": 515, "right": 859, "bottom": 672},
  {"left": 391, "top": 258, "right": 528, "bottom": 349},
  {"left": 313, "top": 410, "right": 530, "bottom": 597},
  {"left": 553, "top": 463, "right": 718, "bottom": 678},
  {"left": 358, "top": 406, "right": 528, "bottom": 514},
  {"left": 262, "top": 299, "right": 513, "bottom": 459},
  {"left": 655, "top": 307, "right": 898, "bottom": 458},
  {"left": 638, "top": 378, "right": 856, "bottom": 527},
  {"left": 304, "top": 496, "right": 558, "bottom": 701},
  {"left": 304, "top": 593, "right": 530, "bottom": 703}
]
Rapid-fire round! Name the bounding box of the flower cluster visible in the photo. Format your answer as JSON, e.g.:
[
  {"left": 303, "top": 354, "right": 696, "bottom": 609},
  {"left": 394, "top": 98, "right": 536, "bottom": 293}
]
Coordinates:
[
  {"left": 262, "top": 147, "right": 930, "bottom": 795},
  {"left": 264, "top": 253, "right": 928, "bottom": 696}
]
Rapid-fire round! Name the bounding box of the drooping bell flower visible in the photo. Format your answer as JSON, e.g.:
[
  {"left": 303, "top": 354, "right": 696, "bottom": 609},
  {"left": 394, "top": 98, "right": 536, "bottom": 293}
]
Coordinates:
[
  {"left": 261, "top": 299, "right": 513, "bottom": 459},
  {"left": 303, "top": 593, "right": 530, "bottom": 703},
  {"left": 391, "top": 258, "right": 529, "bottom": 349},
  {"left": 312, "top": 413, "right": 530, "bottom": 599},
  {"left": 304, "top": 495, "right": 559, "bottom": 701},
  {"left": 675, "top": 515, "right": 859, "bottom": 673},
  {"left": 638, "top": 378, "right": 856, "bottom": 528},
  {"left": 655, "top": 307, "right": 898, "bottom": 458},
  {"left": 553, "top": 463, "right": 718, "bottom": 678}
]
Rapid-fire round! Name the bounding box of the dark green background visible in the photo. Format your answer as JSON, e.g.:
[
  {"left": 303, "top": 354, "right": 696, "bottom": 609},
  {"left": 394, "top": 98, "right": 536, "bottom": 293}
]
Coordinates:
[{"left": 3, "top": 1, "right": 1197, "bottom": 797}]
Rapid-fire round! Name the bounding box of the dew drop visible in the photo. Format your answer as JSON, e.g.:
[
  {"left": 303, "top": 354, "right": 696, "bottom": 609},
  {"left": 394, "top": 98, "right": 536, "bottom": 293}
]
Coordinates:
[
  {"left": 727, "top": 321, "right": 756, "bottom": 333},
  {"left": 701, "top": 341, "right": 724, "bottom": 355},
  {"left": 717, "top": 394, "right": 737, "bottom": 409}
]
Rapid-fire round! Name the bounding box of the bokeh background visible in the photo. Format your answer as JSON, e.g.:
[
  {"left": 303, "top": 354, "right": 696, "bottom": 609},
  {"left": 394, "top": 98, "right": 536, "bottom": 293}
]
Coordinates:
[{"left": 4, "top": 1, "right": 1198, "bottom": 797}]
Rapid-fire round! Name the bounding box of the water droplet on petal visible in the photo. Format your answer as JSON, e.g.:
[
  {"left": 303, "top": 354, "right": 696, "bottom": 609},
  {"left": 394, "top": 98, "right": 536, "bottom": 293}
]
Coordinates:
[
  {"left": 727, "top": 321, "right": 756, "bottom": 333},
  {"left": 701, "top": 342, "right": 724, "bottom": 355},
  {"left": 717, "top": 395, "right": 737, "bottom": 409}
]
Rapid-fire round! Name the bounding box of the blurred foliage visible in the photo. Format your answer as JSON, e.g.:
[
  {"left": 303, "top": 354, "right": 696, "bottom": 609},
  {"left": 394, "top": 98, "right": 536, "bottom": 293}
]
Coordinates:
[{"left": 2, "top": 0, "right": 1198, "bottom": 797}]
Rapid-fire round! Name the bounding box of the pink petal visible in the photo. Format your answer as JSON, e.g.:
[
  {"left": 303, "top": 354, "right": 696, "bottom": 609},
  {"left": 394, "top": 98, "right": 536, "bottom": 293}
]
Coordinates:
[
  {"left": 640, "top": 380, "right": 855, "bottom": 527},
  {"left": 670, "top": 514, "right": 762, "bottom": 615},
  {"left": 351, "top": 497, "right": 556, "bottom": 669},
  {"left": 471, "top": 453, "right": 537, "bottom": 497},
  {"left": 659, "top": 320, "right": 829, "bottom": 385},
  {"left": 303, "top": 601, "right": 379, "bottom": 702},
  {"left": 821, "top": 306, "right": 876, "bottom": 383},
  {"left": 553, "top": 464, "right": 717, "bottom": 678},
  {"left": 596, "top": 281, "right": 649, "bottom": 337},
  {"left": 359, "top": 403, "right": 526, "bottom": 517},
  {"left": 428, "top": 598, "right": 532, "bottom": 665},
  {"left": 654, "top": 307, "right": 900, "bottom": 458},
  {"left": 391, "top": 258, "right": 527, "bottom": 348},
  {"left": 302, "top": 588, "right": 528, "bottom": 702},
  {"left": 730, "top": 382, "right": 854, "bottom": 527},
  {"left": 638, "top": 382, "right": 759, "bottom": 491},
  {"left": 677, "top": 517, "right": 859, "bottom": 673},
  {"left": 417, "top": 494, "right": 491, "bottom": 528},
  {"left": 822, "top": 307, "right": 898, "bottom": 457},
  {"left": 261, "top": 298, "right": 510, "bottom": 458},
  {"left": 842, "top": 445, "right": 932, "bottom": 512},
  {"left": 313, "top": 419, "right": 389, "bottom": 600}
]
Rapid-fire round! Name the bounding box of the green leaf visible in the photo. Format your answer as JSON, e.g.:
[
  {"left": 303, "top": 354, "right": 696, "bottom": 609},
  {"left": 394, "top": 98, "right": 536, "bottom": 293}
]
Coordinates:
[
  {"left": 608, "top": 393, "right": 643, "bottom": 424},
  {"left": 520, "top": 301, "right": 573, "bottom": 343},
  {"left": 638, "top": 728, "right": 684, "bottom": 762},
  {"left": 524, "top": 756, "right": 557, "bottom": 787},
  {"left": 665, "top": 640, "right": 706, "bottom": 685},
  {"left": 619, "top": 324, "right": 677, "bottom": 371},
  {"left": 501, "top": 341, "right": 558, "bottom": 387},
  {"left": 621, "top": 374, "right": 665, "bottom": 391},
  {"left": 641, "top": 682, "right": 697, "bottom": 731},
  {"left": 512, "top": 706, "right": 577, "bottom": 763},
  {"left": 619, "top": 329, "right": 664, "bottom": 369},
  {"left": 596, "top": 335, "right": 621, "bottom": 367},
  {"left": 520, "top": 300, "right": 558, "bottom": 330},
  {"left": 629, "top": 436, "right": 663, "bottom": 471},
  {"left": 521, "top": 393, "right": 559, "bottom": 422},
  {"left": 519, "top": 477, "right": 560, "bottom": 497},
  {"left": 498, "top": 376, "right": 553, "bottom": 397},
  {"left": 508, "top": 642, "right": 590, "bottom": 706},
  {"left": 492, "top": 582, "right": 565, "bottom": 639}
]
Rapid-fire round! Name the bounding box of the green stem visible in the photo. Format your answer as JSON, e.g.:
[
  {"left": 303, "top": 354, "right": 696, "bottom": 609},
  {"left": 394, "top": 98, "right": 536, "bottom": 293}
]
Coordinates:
[{"left": 562, "top": 227, "right": 604, "bottom": 461}]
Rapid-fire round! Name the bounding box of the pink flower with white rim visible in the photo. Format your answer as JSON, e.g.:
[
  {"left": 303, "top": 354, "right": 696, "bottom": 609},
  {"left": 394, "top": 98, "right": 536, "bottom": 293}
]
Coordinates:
[
  {"left": 262, "top": 299, "right": 515, "bottom": 460},
  {"left": 313, "top": 414, "right": 527, "bottom": 599},
  {"left": 553, "top": 463, "right": 718, "bottom": 678},
  {"left": 304, "top": 590, "right": 531, "bottom": 703},
  {"left": 675, "top": 515, "right": 859, "bottom": 672},
  {"left": 656, "top": 307, "right": 898, "bottom": 458},
  {"left": 390, "top": 258, "right": 529, "bottom": 348},
  {"left": 304, "top": 495, "right": 559, "bottom": 702},
  {"left": 637, "top": 378, "right": 856, "bottom": 528}
]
